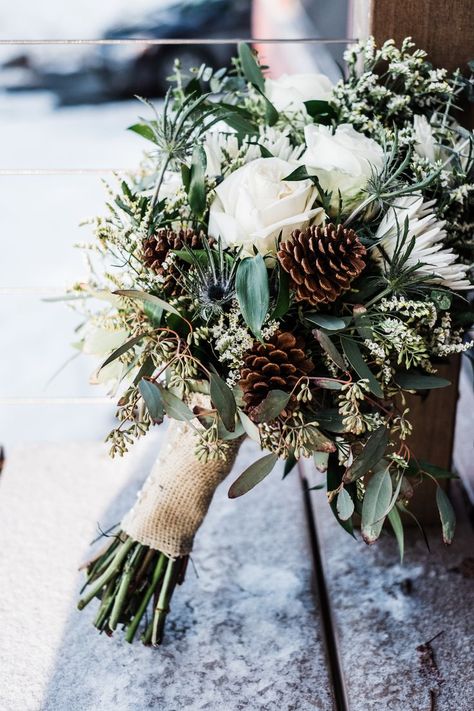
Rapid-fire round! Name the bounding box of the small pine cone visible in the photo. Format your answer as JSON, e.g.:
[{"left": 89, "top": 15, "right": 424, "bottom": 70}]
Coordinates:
[
  {"left": 277, "top": 224, "right": 366, "bottom": 306},
  {"left": 240, "top": 331, "right": 314, "bottom": 421},
  {"left": 142, "top": 227, "right": 205, "bottom": 295}
]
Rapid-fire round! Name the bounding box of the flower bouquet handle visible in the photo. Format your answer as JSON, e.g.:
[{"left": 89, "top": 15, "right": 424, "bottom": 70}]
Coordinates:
[{"left": 78, "top": 396, "right": 243, "bottom": 645}]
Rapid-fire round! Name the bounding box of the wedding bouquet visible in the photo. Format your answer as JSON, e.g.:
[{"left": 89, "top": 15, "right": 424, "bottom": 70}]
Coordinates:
[{"left": 72, "top": 39, "right": 473, "bottom": 646}]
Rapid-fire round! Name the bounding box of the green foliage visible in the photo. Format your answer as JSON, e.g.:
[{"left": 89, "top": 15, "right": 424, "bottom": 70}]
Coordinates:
[
  {"left": 236, "top": 254, "right": 269, "bottom": 339},
  {"left": 228, "top": 452, "right": 279, "bottom": 498}
]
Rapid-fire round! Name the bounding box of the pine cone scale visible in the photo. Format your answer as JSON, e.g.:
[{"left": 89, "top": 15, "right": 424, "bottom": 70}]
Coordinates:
[
  {"left": 240, "top": 330, "right": 314, "bottom": 422},
  {"left": 278, "top": 224, "right": 366, "bottom": 306}
]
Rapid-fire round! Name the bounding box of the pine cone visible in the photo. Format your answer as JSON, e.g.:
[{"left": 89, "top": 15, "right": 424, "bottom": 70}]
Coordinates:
[
  {"left": 240, "top": 331, "right": 314, "bottom": 421},
  {"left": 142, "top": 227, "right": 205, "bottom": 295},
  {"left": 277, "top": 224, "right": 366, "bottom": 306}
]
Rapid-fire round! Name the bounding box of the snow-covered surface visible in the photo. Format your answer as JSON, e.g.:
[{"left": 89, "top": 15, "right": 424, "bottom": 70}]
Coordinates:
[
  {"left": 307, "top": 465, "right": 474, "bottom": 711},
  {"left": 0, "top": 433, "right": 333, "bottom": 711}
]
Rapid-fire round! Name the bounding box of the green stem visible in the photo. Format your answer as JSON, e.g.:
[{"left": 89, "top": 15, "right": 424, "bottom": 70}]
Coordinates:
[
  {"left": 152, "top": 557, "right": 177, "bottom": 647},
  {"left": 125, "top": 553, "right": 167, "bottom": 644},
  {"left": 150, "top": 155, "right": 171, "bottom": 212},
  {"left": 77, "top": 537, "right": 134, "bottom": 610},
  {"left": 108, "top": 544, "right": 144, "bottom": 631},
  {"left": 94, "top": 579, "right": 119, "bottom": 630}
]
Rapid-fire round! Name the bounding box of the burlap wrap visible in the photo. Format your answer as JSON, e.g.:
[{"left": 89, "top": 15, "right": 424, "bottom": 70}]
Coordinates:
[{"left": 121, "top": 399, "right": 243, "bottom": 558}]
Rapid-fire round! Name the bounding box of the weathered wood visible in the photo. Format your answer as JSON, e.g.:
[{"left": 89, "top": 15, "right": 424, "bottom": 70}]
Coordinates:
[
  {"left": 302, "top": 459, "right": 474, "bottom": 711},
  {"left": 369, "top": 0, "right": 474, "bottom": 73}
]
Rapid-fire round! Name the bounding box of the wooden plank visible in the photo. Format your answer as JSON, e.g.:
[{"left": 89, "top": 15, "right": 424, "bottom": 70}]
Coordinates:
[
  {"left": 0, "top": 435, "right": 334, "bottom": 711},
  {"left": 369, "top": 0, "right": 474, "bottom": 73},
  {"left": 302, "top": 460, "right": 474, "bottom": 711}
]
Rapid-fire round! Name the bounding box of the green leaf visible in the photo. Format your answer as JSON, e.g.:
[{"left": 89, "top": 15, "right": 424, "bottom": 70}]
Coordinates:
[
  {"left": 238, "top": 409, "right": 261, "bottom": 443},
  {"left": 238, "top": 42, "right": 265, "bottom": 92},
  {"left": 138, "top": 379, "right": 164, "bottom": 423},
  {"left": 114, "top": 290, "right": 181, "bottom": 318},
  {"left": 236, "top": 254, "right": 269, "bottom": 339},
  {"left": 353, "top": 305, "right": 373, "bottom": 340},
  {"left": 313, "top": 377, "right": 343, "bottom": 391},
  {"left": 327, "top": 457, "right": 356, "bottom": 538},
  {"left": 436, "top": 487, "right": 456, "bottom": 544},
  {"left": 341, "top": 337, "right": 384, "bottom": 398},
  {"left": 282, "top": 451, "right": 297, "bottom": 479},
  {"left": 313, "top": 330, "right": 346, "bottom": 371},
  {"left": 283, "top": 165, "right": 310, "bottom": 182},
  {"left": 98, "top": 334, "right": 144, "bottom": 372},
  {"left": 361, "top": 464, "right": 392, "bottom": 544},
  {"left": 156, "top": 385, "right": 195, "bottom": 422},
  {"left": 394, "top": 372, "right": 451, "bottom": 390},
  {"left": 188, "top": 145, "right": 207, "bottom": 217},
  {"left": 254, "top": 86, "right": 279, "bottom": 125},
  {"left": 315, "top": 409, "right": 347, "bottom": 433},
  {"left": 252, "top": 389, "right": 290, "bottom": 423},
  {"left": 143, "top": 301, "right": 162, "bottom": 327},
  {"left": 271, "top": 265, "right": 290, "bottom": 320},
  {"left": 209, "top": 372, "right": 237, "bottom": 432},
  {"left": 217, "top": 419, "right": 245, "bottom": 441},
  {"left": 303, "top": 99, "right": 337, "bottom": 124},
  {"left": 388, "top": 505, "right": 404, "bottom": 562},
  {"left": 128, "top": 123, "right": 156, "bottom": 143},
  {"left": 306, "top": 313, "right": 350, "bottom": 331},
  {"left": 344, "top": 426, "right": 389, "bottom": 483},
  {"left": 336, "top": 488, "right": 354, "bottom": 521},
  {"left": 228, "top": 452, "right": 278, "bottom": 498},
  {"left": 418, "top": 460, "right": 458, "bottom": 479}
]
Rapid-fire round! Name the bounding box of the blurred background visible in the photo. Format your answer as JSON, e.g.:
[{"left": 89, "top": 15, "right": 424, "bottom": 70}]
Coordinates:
[
  {"left": 0, "top": 0, "right": 351, "bottom": 449},
  {"left": 0, "top": 0, "right": 471, "bottom": 496}
]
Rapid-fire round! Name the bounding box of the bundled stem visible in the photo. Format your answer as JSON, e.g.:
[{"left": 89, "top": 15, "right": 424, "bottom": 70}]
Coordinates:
[{"left": 78, "top": 534, "right": 187, "bottom": 645}]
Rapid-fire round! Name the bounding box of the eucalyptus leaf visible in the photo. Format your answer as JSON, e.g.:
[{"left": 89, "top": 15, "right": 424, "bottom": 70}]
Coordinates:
[
  {"left": 341, "top": 337, "right": 384, "bottom": 398},
  {"left": 327, "top": 456, "right": 356, "bottom": 538},
  {"left": 238, "top": 42, "right": 265, "bottom": 92},
  {"left": 236, "top": 254, "right": 269, "bottom": 339},
  {"left": 282, "top": 451, "right": 297, "bottom": 479},
  {"left": 98, "top": 334, "right": 144, "bottom": 372},
  {"left": 337, "top": 488, "right": 355, "bottom": 521},
  {"left": 228, "top": 452, "right": 278, "bottom": 498},
  {"left": 138, "top": 379, "right": 164, "bottom": 423},
  {"left": 303, "top": 99, "right": 337, "bottom": 124},
  {"left": 238, "top": 409, "right": 261, "bottom": 443},
  {"left": 353, "top": 305, "right": 373, "bottom": 339},
  {"left": 114, "top": 289, "right": 181, "bottom": 318},
  {"left": 271, "top": 265, "right": 290, "bottom": 320},
  {"left": 210, "top": 372, "right": 237, "bottom": 432},
  {"left": 436, "top": 486, "right": 456, "bottom": 544},
  {"left": 313, "top": 377, "right": 343, "bottom": 390},
  {"left": 306, "top": 313, "right": 350, "bottom": 331},
  {"left": 313, "top": 330, "right": 346, "bottom": 371},
  {"left": 388, "top": 505, "right": 404, "bottom": 562},
  {"left": 361, "top": 464, "right": 392, "bottom": 544},
  {"left": 315, "top": 409, "right": 347, "bottom": 433},
  {"left": 395, "top": 372, "right": 451, "bottom": 390},
  {"left": 344, "top": 426, "right": 389, "bottom": 483},
  {"left": 143, "top": 301, "right": 163, "bottom": 327},
  {"left": 283, "top": 165, "right": 310, "bottom": 182},
  {"left": 157, "top": 384, "right": 195, "bottom": 422},
  {"left": 217, "top": 419, "right": 245, "bottom": 441},
  {"left": 251, "top": 389, "right": 291, "bottom": 423}
]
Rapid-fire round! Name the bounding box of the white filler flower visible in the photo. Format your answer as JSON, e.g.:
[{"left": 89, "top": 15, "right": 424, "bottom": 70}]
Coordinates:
[
  {"left": 302, "top": 123, "right": 384, "bottom": 213},
  {"left": 208, "top": 157, "right": 324, "bottom": 255},
  {"left": 375, "top": 195, "right": 471, "bottom": 290},
  {"left": 413, "top": 115, "right": 438, "bottom": 163},
  {"left": 265, "top": 72, "right": 333, "bottom": 113}
]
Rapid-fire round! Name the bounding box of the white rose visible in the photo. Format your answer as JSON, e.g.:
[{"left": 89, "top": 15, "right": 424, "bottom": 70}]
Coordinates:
[
  {"left": 413, "top": 115, "right": 437, "bottom": 163},
  {"left": 302, "top": 124, "right": 384, "bottom": 213},
  {"left": 265, "top": 73, "right": 333, "bottom": 113},
  {"left": 208, "top": 157, "right": 325, "bottom": 255}
]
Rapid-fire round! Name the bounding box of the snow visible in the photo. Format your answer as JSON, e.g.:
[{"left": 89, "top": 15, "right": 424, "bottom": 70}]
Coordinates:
[{"left": 0, "top": 434, "right": 333, "bottom": 711}]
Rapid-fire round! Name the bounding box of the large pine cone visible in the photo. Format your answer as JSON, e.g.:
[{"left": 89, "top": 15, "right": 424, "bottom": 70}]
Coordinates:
[
  {"left": 240, "top": 331, "right": 314, "bottom": 421},
  {"left": 277, "top": 224, "right": 366, "bottom": 306},
  {"left": 142, "top": 227, "right": 205, "bottom": 295}
]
